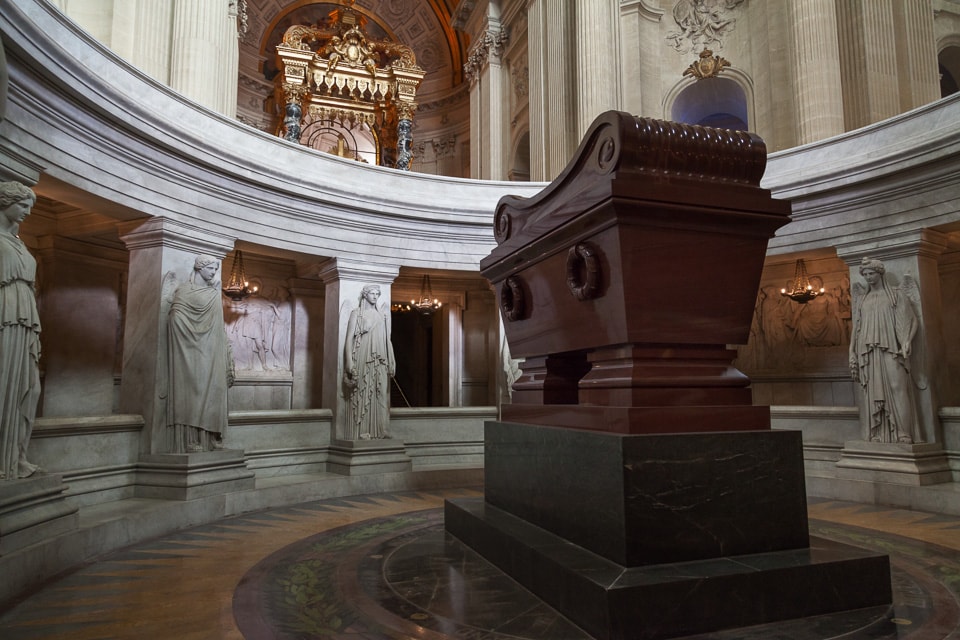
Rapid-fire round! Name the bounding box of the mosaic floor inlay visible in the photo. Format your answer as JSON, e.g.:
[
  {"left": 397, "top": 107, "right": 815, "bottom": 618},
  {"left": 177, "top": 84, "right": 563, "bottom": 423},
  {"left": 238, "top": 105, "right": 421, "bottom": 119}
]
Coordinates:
[{"left": 1, "top": 489, "right": 959, "bottom": 639}]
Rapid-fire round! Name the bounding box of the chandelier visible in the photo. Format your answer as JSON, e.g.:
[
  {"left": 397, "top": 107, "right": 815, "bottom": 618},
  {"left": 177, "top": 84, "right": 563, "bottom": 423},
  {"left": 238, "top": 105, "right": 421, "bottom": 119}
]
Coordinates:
[
  {"left": 222, "top": 250, "right": 258, "bottom": 301},
  {"left": 780, "top": 259, "right": 824, "bottom": 303},
  {"left": 392, "top": 274, "right": 442, "bottom": 314}
]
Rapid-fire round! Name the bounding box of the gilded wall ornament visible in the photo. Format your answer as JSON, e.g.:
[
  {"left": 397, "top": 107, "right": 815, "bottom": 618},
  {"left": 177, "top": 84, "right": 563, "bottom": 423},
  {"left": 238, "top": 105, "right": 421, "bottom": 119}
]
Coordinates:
[{"left": 683, "top": 49, "right": 730, "bottom": 80}]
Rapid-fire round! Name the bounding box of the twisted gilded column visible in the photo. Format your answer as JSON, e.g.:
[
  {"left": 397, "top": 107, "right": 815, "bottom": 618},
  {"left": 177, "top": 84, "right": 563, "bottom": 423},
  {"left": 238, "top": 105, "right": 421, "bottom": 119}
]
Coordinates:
[
  {"left": 279, "top": 83, "right": 308, "bottom": 143},
  {"left": 395, "top": 103, "right": 416, "bottom": 171},
  {"left": 788, "top": 0, "right": 845, "bottom": 144}
]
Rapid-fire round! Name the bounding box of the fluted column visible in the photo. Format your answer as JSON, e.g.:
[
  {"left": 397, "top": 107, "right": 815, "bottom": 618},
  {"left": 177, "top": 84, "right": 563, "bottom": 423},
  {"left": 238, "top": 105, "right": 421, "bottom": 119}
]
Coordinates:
[
  {"left": 526, "top": 0, "right": 577, "bottom": 181},
  {"left": 837, "top": 0, "right": 898, "bottom": 129},
  {"left": 788, "top": 0, "right": 845, "bottom": 144},
  {"left": 574, "top": 0, "right": 622, "bottom": 138},
  {"left": 895, "top": 0, "right": 940, "bottom": 110},
  {"left": 526, "top": 0, "right": 545, "bottom": 181},
  {"left": 131, "top": 0, "right": 174, "bottom": 84},
  {"left": 170, "top": 0, "right": 237, "bottom": 115}
]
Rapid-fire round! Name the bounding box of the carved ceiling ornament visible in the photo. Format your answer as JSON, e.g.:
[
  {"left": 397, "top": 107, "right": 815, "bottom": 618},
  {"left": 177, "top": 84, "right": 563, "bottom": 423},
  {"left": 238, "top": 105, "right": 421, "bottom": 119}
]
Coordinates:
[
  {"left": 683, "top": 48, "right": 731, "bottom": 80},
  {"left": 667, "top": 0, "right": 746, "bottom": 54}
]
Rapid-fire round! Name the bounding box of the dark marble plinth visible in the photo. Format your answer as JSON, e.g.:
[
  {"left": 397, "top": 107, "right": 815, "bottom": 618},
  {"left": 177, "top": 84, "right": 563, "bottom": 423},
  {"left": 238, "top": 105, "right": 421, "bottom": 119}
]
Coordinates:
[
  {"left": 501, "top": 403, "right": 771, "bottom": 435},
  {"left": 483, "top": 421, "right": 809, "bottom": 565},
  {"left": 445, "top": 498, "right": 892, "bottom": 640},
  {"left": 445, "top": 422, "right": 893, "bottom": 638}
]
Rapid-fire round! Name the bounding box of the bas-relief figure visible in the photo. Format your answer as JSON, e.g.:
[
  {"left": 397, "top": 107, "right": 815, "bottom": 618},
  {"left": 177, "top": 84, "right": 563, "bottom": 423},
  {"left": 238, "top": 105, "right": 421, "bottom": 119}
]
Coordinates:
[
  {"left": 789, "top": 277, "right": 846, "bottom": 348},
  {"left": 668, "top": 0, "right": 747, "bottom": 54},
  {"left": 849, "top": 258, "right": 924, "bottom": 444},
  {"left": 0, "top": 182, "right": 41, "bottom": 480},
  {"left": 224, "top": 284, "right": 292, "bottom": 373},
  {"left": 737, "top": 274, "right": 853, "bottom": 373},
  {"left": 342, "top": 284, "right": 395, "bottom": 440},
  {"left": 164, "top": 255, "right": 235, "bottom": 453}
]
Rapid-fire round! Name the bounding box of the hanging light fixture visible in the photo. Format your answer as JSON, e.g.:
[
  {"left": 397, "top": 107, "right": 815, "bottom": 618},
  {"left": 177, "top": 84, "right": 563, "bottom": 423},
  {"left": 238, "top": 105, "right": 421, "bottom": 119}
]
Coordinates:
[
  {"left": 412, "top": 274, "right": 442, "bottom": 314},
  {"left": 222, "top": 250, "right": 258, "bottom": 301},
  {"left": 780, "top": 258, "right": 824, "bottom": 304}
]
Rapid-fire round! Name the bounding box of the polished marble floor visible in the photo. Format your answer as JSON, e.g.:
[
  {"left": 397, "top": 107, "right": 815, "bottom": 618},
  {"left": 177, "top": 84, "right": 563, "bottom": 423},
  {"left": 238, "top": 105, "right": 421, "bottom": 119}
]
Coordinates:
[{"left": 1, "top": 487, "right": 959, "bottom": 639}]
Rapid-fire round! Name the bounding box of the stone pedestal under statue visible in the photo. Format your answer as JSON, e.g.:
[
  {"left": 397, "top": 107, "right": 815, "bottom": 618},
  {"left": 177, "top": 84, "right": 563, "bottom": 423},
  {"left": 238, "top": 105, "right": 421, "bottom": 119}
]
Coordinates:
[
  {"left": 135, "top": 450, "right": 255, "bottom": 501},
  {"left": 445, "top": 112, "right": 892, "bottom": 639},
  {"left": 0, "top": 474, "right": 78, "bottom": 555}
]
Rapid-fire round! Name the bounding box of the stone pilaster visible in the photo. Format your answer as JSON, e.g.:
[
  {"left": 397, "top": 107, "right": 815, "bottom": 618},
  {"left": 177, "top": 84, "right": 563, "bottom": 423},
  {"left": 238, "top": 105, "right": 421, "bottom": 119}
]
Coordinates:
[
  {"left": 287, "top": 275, "right": 325, "bottom": 411},
  {"left": 116, "top": 217, "right": 235, "bottom": 454},
  {"left": 838, "top": 230, "right": 950, "bottom": 447},
  {"left": 788, "top": 0, "right": 845, "bottom": 144},
  {"left": 313, "top": 259, "right": 399, "bottom": 441},
  {"left": 461, "top": 2, "right": 509, "bottom": 180},
  {"left": 836, "top": 231, "right": 952, "bottom": 486},
  {"left": 619, "top": 1, "right": 665, "bottom": 119}
]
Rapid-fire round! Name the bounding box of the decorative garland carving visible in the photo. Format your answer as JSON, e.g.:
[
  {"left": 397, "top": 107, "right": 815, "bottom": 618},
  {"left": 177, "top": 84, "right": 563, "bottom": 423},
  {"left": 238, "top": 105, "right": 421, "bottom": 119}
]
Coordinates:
[
  {"left": 566, "top": 244, "right": 601, "bottom": 301},
  {"left": 500, "top": 276, "right": 525, "bottom": 322}
]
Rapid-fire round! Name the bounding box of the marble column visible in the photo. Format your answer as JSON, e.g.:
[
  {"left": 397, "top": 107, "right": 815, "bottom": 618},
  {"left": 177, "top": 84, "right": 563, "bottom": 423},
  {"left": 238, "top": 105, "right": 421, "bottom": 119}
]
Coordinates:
[
  {"left": 314, "top": 259, "right": 400, "bottom": 441},
  {"left": 574, "top": 0, "right": 622, "bottom": 139},
  {"left": 116, "top": 217, "right": 235, "bottom": 454},
  {"left": 788, "top": 0, "right": 845, "bottom": 144},
  {"left": 526, "top": 0, "right": 577, "bottom": 181}
]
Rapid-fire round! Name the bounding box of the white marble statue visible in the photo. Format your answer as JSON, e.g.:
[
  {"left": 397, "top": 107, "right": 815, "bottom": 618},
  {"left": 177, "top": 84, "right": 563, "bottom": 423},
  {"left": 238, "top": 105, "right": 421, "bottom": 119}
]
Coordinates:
[
  {"left": 849, "top": 257, "right": 924, "bottom": 444},
  {"left": 0, "top": 182, "right": 41, "bottom": 480},
  {"left": 342, "top": 284, "right": 395, "bottom": 440},
  {"left": 165, "top": 255, "right": 235, "bottom": 452}
]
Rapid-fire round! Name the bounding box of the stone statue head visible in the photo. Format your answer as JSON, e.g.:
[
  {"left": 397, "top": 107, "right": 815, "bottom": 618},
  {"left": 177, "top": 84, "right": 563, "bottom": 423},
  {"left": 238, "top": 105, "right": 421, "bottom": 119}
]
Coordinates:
[
  {"left": 0, "top": 181, "right": 36, "bottom": 209},
  {"left": 360, "top": 284, "right": 381, "bottom": 306},
  {"left": 859, "top": 257, "right": 885, "bottom": 275},
  {"left": 191, "top": 255, "right": 220, "bottom": 285}
]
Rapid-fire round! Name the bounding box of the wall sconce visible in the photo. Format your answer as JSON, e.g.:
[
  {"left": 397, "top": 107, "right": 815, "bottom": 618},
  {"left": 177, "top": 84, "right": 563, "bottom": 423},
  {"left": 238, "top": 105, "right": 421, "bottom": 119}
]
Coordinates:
[
  {"left": 781, "top": 258, "right": 824, "bottom": 304},
  {"left": 222, "top": 250, "right": 258, "bottom": 301}
]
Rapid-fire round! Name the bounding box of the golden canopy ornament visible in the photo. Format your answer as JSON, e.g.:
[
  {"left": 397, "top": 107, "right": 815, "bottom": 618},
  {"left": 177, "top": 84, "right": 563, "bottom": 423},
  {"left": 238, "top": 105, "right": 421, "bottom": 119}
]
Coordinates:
[
  {"left": 274, "top": 3, "right": 425, "bottom": 169},
  {"left": 683, "top": 48, "right": 731, "bottom": 80}
]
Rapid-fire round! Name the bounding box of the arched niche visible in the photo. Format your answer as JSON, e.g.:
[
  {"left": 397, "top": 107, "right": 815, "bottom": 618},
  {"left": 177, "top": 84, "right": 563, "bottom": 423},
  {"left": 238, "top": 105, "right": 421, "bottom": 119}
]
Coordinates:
[{"left": 664, "top": 68, "right": 754, "bottom": 131}]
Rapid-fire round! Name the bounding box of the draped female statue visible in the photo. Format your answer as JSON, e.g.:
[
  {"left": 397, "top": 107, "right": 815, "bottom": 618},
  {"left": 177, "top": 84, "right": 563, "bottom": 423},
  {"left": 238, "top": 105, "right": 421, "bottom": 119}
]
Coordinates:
[
  {"left": 343, "top": 284, "right": 395, "bottom": 440},
  {"left": 0, "top": 181, "right": 41, "bottom": 480},
  {"left": 167, "top": 255, "right": 235, "bottom": 452},
  {"left": 849, "top": 257, "right": 923, "bottom": 444}
]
